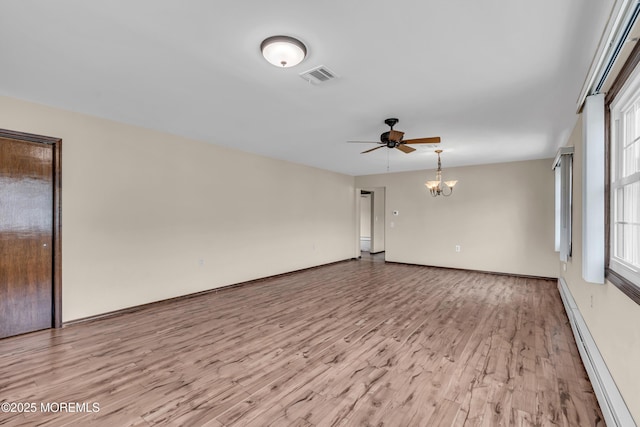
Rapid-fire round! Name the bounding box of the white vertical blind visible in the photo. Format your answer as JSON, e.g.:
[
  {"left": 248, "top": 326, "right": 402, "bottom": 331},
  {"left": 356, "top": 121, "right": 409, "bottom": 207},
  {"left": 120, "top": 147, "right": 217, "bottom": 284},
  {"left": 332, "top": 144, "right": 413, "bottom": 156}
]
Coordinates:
[
  {"left": 582, "top": 94, "right": 605, "bottom": 284},
  {"left": 555, "top": 166, "right": 561, "bottom": 252},
  {"left": 554, "top": 147, "right": 574, "bottom": 262}
]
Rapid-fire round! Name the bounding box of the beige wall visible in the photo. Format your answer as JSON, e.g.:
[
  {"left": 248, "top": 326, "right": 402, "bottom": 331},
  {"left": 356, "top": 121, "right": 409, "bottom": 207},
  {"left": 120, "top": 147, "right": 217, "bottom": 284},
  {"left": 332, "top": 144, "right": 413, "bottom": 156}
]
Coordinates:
[
  {"left": 0, "top": 96, "right": 356, "bottom": 322},
  {"left": 356, "top": 159, "right": 557, "bottom": 277},
  {"left": 561, "top": 116, "right": 640, "bottom": 423}
]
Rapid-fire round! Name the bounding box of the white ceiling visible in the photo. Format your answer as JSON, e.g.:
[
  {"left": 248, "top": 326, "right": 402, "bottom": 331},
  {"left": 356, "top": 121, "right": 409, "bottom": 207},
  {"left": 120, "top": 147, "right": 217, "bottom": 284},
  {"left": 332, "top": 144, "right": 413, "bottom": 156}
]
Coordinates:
[{"left": 0, "top": 1, "right": 615, "bottom": 176}]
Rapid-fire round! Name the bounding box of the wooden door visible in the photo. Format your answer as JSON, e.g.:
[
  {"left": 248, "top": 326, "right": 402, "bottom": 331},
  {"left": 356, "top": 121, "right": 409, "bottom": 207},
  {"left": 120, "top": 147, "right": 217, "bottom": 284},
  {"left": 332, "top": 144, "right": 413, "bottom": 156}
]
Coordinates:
[{"left": 0, "top": 132, "right": 59, "bottom": 338}]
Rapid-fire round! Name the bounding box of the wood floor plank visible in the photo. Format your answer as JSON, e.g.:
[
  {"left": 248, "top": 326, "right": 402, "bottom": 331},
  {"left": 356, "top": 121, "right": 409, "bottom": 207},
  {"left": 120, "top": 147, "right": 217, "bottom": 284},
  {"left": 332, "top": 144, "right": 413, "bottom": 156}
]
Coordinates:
[{"left": 0, "top": 258, "right": 604, "bottom": 426}]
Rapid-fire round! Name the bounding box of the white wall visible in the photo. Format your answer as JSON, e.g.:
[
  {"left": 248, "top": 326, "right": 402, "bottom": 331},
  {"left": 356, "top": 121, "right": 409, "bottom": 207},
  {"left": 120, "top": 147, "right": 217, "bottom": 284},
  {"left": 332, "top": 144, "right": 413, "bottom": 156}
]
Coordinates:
[
  {"left": 0, "top": 96, "right": 356, "bottom": 322},
  {"left": 356, "top": 159, "right": 557, "bottom": 277},
  {"left": 360, "top": 193, "right": 371, "bottom": 238},
  {"left": 561, "top": 116, "right": 640, "bottom": 424},
  {"left": 370, "top": 187, "right": 386, "bottom": 253}
]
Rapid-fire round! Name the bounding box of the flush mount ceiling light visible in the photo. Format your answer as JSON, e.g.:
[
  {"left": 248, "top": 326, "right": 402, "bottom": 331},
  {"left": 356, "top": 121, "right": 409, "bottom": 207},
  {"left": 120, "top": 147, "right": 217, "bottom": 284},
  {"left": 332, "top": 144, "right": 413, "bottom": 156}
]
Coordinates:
[{"left": 260, "top": 35, "right": 307, "bottom": 68}]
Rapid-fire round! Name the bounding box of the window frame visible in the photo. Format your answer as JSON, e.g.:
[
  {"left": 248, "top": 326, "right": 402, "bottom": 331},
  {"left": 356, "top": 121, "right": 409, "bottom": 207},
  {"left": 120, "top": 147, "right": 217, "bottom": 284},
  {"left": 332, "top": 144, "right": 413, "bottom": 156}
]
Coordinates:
[
  {"left": 605, "top": 39, "right": 640, "bottom": 305},
  {"left": 610, "top": 94, "right": 640, "bottom": 286}
]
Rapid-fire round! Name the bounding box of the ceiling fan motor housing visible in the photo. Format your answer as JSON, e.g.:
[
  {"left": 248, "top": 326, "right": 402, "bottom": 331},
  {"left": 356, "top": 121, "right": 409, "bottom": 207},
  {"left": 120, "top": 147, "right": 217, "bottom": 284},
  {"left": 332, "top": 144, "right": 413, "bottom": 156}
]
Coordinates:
[
  {"left": 381, "top": 118, "right": 401, "bottom": 147},
  {"left": 380, "top": 131, "right": 396, "bottom": 147}
]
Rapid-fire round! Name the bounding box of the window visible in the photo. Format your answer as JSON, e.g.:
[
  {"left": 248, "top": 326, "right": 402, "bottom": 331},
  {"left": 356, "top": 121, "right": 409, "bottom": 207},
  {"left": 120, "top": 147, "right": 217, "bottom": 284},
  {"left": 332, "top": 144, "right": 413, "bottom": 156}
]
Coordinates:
[
  {"left": 610, "top": 68, "right": 640, "bottom": 292},
  {"left": 553, "top": 147, "right": 573, "bottom": 262}
]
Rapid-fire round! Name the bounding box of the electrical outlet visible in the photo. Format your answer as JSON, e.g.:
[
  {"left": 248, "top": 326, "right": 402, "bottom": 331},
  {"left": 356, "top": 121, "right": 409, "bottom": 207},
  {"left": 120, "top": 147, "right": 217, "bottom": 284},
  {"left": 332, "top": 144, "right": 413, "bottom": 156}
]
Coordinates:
[{"left": 455, "top": 245, "right": 461, "bottom": 252}]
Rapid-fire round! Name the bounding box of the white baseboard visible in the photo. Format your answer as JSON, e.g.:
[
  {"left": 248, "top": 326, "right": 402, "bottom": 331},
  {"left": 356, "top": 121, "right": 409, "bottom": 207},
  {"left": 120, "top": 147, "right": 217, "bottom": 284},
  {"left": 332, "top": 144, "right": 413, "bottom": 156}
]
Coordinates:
[{"left": 558, "top": 278, "right": 636, "bottom": 427}]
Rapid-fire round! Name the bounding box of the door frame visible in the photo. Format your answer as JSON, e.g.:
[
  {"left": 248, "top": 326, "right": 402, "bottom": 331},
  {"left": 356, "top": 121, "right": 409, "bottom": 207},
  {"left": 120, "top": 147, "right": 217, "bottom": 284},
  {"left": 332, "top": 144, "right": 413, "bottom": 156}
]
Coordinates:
[
  {"left": 354, "top": 186, "right": 386, "bottom": 257},
  {"left": 1, "top": 129, "right": 62, "bottom": 328}
]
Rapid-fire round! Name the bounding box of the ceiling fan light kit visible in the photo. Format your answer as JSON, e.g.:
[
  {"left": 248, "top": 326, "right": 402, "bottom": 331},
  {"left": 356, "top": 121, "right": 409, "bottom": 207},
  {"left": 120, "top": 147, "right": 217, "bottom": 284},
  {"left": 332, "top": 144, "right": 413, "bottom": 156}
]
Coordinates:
[
  {"left": 260, "top": 35, "right": 307, "bottom": 68},
  {"left": 425, "top": 150, "right": 457, "bottom": 197}
]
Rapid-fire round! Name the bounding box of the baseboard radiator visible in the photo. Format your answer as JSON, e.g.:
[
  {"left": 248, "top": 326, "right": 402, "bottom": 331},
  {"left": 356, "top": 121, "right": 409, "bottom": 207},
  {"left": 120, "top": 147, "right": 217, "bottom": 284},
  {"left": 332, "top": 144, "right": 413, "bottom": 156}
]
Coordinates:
[{"left": 557, "top": 278, "right": 636, "bottom": 427}]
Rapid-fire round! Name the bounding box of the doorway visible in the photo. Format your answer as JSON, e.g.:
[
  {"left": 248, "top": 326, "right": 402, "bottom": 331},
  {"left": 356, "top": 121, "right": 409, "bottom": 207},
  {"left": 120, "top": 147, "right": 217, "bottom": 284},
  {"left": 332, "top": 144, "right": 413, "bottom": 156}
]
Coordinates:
[
  {"left": 356, "top": 187, "right": 385, "bottom": 259},
  {"left": 0, "top": 129, "right": 62, "bottom": 338},
  {"left": 360, "top": 191, "right": 373, "bottom": 252}
]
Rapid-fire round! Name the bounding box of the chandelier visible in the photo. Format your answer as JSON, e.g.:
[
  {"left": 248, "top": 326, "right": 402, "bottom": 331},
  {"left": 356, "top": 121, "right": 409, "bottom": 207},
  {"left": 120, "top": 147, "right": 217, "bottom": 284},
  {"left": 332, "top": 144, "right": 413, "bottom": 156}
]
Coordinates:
[{"left": 425, "top": 150, "right": 458, "bottom": 197}]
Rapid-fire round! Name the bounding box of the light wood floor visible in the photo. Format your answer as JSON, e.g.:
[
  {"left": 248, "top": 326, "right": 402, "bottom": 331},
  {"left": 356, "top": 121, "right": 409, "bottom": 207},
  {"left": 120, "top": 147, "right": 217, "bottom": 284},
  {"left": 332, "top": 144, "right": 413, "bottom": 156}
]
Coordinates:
[{"left": 0, "top": 259, "right": 604, "bottom": 426}]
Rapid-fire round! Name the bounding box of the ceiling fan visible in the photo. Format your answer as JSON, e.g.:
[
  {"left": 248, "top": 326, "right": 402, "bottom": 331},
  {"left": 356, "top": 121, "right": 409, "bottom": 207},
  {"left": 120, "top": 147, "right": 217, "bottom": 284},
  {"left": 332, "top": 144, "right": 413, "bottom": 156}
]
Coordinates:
[{"left": 348, "top": 118, "right": 441, "bottom": 154}]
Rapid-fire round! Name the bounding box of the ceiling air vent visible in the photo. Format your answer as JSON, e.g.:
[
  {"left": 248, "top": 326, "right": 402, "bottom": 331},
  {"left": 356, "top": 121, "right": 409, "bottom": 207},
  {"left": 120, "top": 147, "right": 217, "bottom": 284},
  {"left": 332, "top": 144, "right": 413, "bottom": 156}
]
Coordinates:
[{"left": 299, "top": 65, "right": 338, "bottom": 84}]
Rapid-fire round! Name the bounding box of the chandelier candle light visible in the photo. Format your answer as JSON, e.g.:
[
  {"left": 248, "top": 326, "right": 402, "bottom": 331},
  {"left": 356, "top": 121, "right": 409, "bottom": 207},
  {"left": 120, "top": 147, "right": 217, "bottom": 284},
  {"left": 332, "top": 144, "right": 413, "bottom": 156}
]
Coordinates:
[{"left": 425, "top": 150, "right": 458, "bottom": 197}]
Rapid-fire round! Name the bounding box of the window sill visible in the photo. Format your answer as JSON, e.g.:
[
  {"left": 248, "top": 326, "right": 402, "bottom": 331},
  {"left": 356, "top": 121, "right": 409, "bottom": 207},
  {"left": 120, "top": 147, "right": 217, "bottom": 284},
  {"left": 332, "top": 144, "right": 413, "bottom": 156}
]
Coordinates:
[{"left": 606, "top": 268, "right": 640, "bottom": 305}]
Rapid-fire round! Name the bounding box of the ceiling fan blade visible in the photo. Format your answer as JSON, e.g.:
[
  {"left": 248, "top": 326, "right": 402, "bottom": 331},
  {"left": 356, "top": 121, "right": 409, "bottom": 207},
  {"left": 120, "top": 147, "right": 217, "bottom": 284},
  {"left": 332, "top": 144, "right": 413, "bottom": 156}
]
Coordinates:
[
  {"left": 388, "top": 130, "right": 404, "bottom": 142},
  {"left": 396, "top": 144, "right": 416, "bottom": 154},
  {"left": 361, "top": 146, "right": 385, "bottom": 154},
  {"left": 347, "top": 140, "right": 379, "bottom": 144},
  {"left": 403, "top": 136, "right": 441, "bottom": 144}
]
